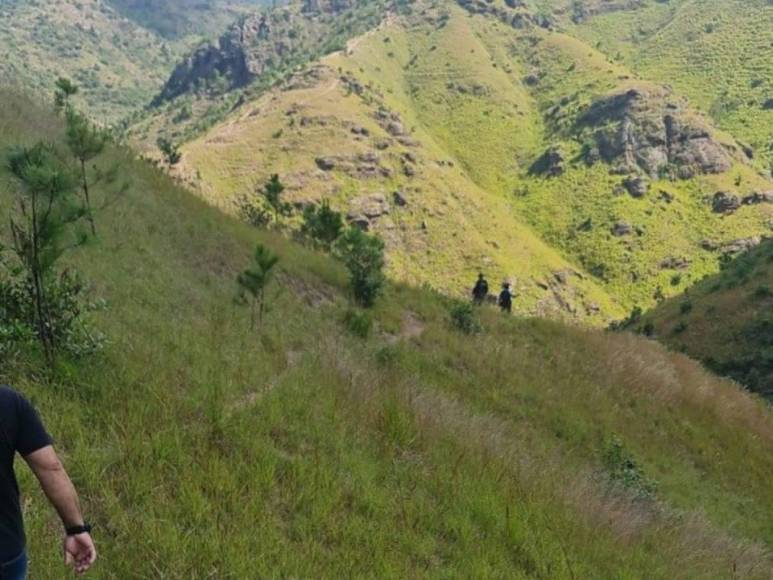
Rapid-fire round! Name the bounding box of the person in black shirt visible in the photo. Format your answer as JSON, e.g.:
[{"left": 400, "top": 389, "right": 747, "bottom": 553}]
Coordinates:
[
  {"left": 498, "top": 282, "right": 514, "bottom": 314},
  {"left": 0, "top": 386, "right": 96, "bottom": 578},
  {"left": 472, "top": 273, "right": 489, "bottom": 306}
]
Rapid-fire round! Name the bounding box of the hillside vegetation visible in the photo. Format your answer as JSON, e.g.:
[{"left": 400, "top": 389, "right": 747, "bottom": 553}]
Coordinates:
[
  {"left": 139, "top": 0, "right": 772, "bottom": 322},
  {"left": 0, "top": 0, "right": 270, "bottom": 121},
  {"left": 542, "top": 0, "right": 773, "bottom": 172},
  {"left": 637, "top": 239, "right": 773, "bottom": 398},
  {"left": 2, "top": 91, "right": 773, "bottom": 577}
]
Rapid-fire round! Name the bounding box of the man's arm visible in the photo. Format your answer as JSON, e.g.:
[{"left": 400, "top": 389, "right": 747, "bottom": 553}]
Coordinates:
[{"left": 25, "top": 446, "right": 97, "bottom": 575}]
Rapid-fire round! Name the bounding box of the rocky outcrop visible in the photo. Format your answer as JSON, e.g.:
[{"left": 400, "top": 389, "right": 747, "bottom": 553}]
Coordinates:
[
  {"left": 612, "top": 222, "right": 633, "bottom": 236},
  {"left": 721, "top": 237, "right": 763, "bottom": 255},
  {"left": 702, "top": 237, "right": 764, "bottom": 255},
  {"left": 529, "top": 146, "right": 565, "bottom": 177},
  {"left": 347, "top": 193, "right": 391, "bottom": 231},
  {"left": 154, "top": 2, "right": 385, "bottom": 104},
  {"left": 578, "top": 87, "right": 733, "bottom": 179},
  {"left": 659, "top": 256, "right": 690, "bottom": 270},
  {"left": 455, "top": 0, "right": 542, "bottom": 30},
  {"left": 570, "top": 0, "right": 644, "bottom": 23},
  {"left": 743, "top": 191, "right": 773, "bottom": 205},
  {"left": 623, "top": 175, "right": 648, "bottom": 198},
  {"left": 315, "top": 153, "right": 392, "bottom": 179},
  {"left": 712, "top": 191, "right": 741, "bottom": 214}
]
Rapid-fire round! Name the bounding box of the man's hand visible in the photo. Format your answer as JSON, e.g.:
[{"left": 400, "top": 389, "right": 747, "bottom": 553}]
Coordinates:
[{"left": 64, "top": 532, "right": 97, "bottom": 575}]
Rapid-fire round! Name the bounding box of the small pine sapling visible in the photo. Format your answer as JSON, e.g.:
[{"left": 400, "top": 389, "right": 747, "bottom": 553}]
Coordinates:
[{"left": 237, "top": 244, "right": 280, "bottom": 330}]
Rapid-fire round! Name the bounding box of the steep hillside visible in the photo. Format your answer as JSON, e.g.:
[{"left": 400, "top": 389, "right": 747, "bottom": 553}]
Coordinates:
[
  {"left": 636, "top": 239, "right": 773, "bottom": 398},
  {"left": 0, "top": 0, "right": 175, "bottom": 120},
  {"left": 2, "top": 89, "right": 773, "bottom": 578},
  {"left": 138, "top": 0, "right": 772, "bottom": 320},
  {"left": 0, "top": 0, "right": 270, "bottom": 121}
]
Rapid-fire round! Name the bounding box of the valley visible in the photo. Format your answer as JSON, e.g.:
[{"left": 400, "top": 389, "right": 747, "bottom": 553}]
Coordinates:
[{"left": 0, "top": 1, "right": 772, "bottom": 576}]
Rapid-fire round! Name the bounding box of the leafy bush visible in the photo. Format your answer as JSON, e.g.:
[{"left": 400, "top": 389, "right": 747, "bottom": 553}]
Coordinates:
[
  {"left": 679, "top": 301, "right": 692, "bottom": 315},
  {"left": 449, "top": 301, "right": 482, "bottom": 335},
  {"left": 0, "top": 256, "right": 105, "bottom": 360},
  {"left": 236, "top": 193, "right": 272, "bottom": 228}
]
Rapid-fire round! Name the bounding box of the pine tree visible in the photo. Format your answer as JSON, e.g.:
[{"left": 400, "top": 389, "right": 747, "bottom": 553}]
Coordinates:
[
  {"left": 6, "top": 143, "right": 86, "bottom": 365},
  {"left": 65, "top": 109, "right": 107, "bottom": 235},
  {"left": 336, "top": 227, "right": 385, "bottom": 308},
  {"left": 301, "top": 200, "right": 344, "bottom": 250},
  {"left": 157, "top": 137, "right": 182, "bottom": 166},
  {"left": 259, "top": 174, "right": 291, "bottom": 224},
  {"left": 237, "top": 244, "right": 280, "bottom": 330},
  {"left": 54, "top": 77, "right": 79, "bottom": 111}
]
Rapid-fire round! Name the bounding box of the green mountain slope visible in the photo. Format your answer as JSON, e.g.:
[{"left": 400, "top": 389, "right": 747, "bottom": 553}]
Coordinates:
[
  {"left": 636, "top": 239, "right": 773, "bottom": 397},
  {"left": 2, "top": 90, "right": 773, "bottom": 577},
  {"left": 0, "top": 0, "right": 271, "bottom": 121},
  {"left": 540, "top": 0, "right": 773, "bottom": 172},
  {"left": 137, "top": 0, "right": 772, "bottom": 320}
]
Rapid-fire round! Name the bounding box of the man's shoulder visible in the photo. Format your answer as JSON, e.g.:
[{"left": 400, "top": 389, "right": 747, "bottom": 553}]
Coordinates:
[{"left": 0, "top": 385, "right": 16, "bottom": 400}]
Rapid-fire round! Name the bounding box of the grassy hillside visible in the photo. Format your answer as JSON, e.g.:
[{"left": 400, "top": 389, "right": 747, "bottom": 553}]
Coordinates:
[
  {"left": 0, "top": 0, "right": 269, "bottom": 121},
  {"left": 0, "top": 0, "right": 176, "bottom": 120},
  {"left": 638, "top": 239, "right": 773, "bottom": 398},
  {"left": 543, "top": 0, "right": 773, "bottom": 172},
  {"left": 2, "top": 91, "right": 773, "bottom": 577},
  {"left": 145, "top": 0, "right": 772, "bottom": 320}
]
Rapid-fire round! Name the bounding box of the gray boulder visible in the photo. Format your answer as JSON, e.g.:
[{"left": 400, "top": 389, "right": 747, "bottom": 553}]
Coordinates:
[
  {"left": 623, "top": 175, "right": 649, "bottom": 198},
  {"left": 743, "top": 191, "right": 773, "bottom": 205},
  {"left": 612, "top": 222, "right": 633, "bottom": 236},
  {"left": 347, "top": 193, "right": 391, "bottom": 231},
  {"left": 712, "top": 191, "right": 741, "bottom": 214}
]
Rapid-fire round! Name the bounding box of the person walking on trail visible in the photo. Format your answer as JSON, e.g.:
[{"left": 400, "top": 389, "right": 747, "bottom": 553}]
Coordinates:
[
  {"left": 472, "top": 273, "right": 489, "bottom": 305},
  {"left": 498, "top": 282, "right": 514, "bottom": 314},
  {"left": 0, "top": 386, "right": 96, "bottom": 579}
]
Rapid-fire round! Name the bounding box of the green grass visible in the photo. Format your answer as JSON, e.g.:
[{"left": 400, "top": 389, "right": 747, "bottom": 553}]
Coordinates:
[
  {"left": 2, "top": 90, "right": 773, "bottom": 577},
  {"left": 552, "top": 0, "right": 773, "bottom": 171},
  {"left": 641, "top": 239, "right": 773, "bottom": 397}
]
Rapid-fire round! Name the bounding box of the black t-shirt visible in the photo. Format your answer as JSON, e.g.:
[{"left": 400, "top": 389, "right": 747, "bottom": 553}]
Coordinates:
[{"left": 0, "top": 386, "right": 53, "bottom": 562}]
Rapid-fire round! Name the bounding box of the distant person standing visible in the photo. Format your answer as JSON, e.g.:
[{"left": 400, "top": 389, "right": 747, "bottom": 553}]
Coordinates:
[
  {"left": 498, "top": 282, "right": 514, "bottom": 314},
  {"left": 1, "top": 386, "right": 96, "bottom": 578},
  {"left": 472, "top": 273, "right": 489, "bottom": 305}
]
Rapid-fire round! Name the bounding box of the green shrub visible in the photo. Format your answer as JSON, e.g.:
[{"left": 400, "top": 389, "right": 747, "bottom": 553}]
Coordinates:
[
  {"left": 673, "top": 321, "right": 688, "bottom": 334},
  {"left": 602, "top": 436, "right": 657, "bottom": 499},
  {"left": 301, "top": 200, "right": 344, "bottom": 250},
  {"left": 336, "top": 228, "right": 385, "bottom": 308},
  {"left": 449, "top": 301, "right": 482, "bottom": 335},
  {"left": 343, "top": 309, "right": 372, "bottom": 338},
  {"left": 679, "top": 301, "right": 692, "bottom": 315}
]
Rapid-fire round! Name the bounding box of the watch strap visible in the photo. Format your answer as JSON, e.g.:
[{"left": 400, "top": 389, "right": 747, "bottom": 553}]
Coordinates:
[{"left": 65, "top": 523, "right": 92, "bottom": 536}]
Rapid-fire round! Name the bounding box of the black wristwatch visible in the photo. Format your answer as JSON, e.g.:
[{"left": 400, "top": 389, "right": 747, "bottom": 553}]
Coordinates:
[{"left": 65, "top": 523, "right": 93, "bottom": 536}]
